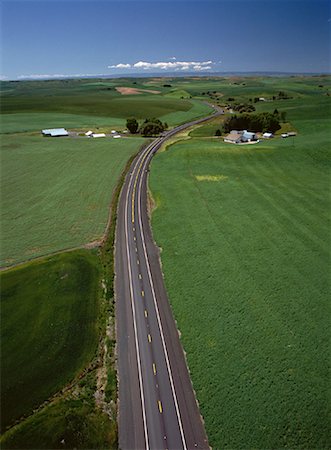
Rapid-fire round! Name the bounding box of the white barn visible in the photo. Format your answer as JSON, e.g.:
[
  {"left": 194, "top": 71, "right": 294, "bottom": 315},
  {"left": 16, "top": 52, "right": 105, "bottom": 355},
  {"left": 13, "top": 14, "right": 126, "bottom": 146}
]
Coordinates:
[{"left": 42, "top": 128, "right": 68, "bottom": 137}]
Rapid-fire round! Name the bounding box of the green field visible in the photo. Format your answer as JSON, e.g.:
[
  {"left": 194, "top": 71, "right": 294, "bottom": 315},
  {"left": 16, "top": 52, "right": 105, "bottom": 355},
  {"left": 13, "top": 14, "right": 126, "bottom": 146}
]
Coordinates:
[
  {"left": 149, "top": 79, "right": 330, "bottom": 448},
  {"left": 1, "top": 78, "right": 213, "bottom": 133},
  {"left": 1, "top": 250, "right": 101, "bottom": 432},
  {"left": 0, "top": 135, "right": 145, "bottom": 266}
]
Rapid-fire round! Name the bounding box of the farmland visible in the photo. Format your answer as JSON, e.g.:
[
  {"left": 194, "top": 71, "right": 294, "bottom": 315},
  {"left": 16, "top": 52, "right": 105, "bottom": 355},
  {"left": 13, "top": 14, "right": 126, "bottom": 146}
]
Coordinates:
[
  {"left": 1, "top": 135, "right": 145, "bottom": 266},
  {"left": 1, "top": 75, "right": 330, "bottom": 448},
  {"left": 1, "top": 250, "right": 101, "bottom": 432},
  {"left": 149, "top": 77, "right": 330, "bottom": 448}
]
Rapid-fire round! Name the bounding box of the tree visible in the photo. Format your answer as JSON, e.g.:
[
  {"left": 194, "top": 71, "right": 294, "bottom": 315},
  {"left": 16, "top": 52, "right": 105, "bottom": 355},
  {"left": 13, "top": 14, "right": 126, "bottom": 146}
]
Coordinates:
[
  {"left": 280, "top": 111, "right": 287, "bottom": 122},
  {"left": 215, "top": 129, "right": 222, "bottom": 136},
  {"left": 140, "top": 118, "right": 166, "bottom": 136},
  {"left": 126, "top": 118, "right": 139, "bottom": 134}
]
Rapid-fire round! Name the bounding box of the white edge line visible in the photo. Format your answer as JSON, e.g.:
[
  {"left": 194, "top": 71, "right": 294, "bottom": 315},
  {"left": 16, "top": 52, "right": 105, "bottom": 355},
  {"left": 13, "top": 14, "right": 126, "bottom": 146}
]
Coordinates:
[
  {"left": 137, "top": 146, "right": 188, "bottom": 450},
  {"left": 124, "top": 147, "right": 153, "bottom": 450}
]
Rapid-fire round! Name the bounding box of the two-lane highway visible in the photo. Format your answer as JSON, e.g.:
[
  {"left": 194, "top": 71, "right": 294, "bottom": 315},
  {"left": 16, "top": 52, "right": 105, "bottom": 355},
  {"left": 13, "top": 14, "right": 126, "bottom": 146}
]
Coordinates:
[{"left": 115, "top": 109, "right": 221, "bottom": 449}]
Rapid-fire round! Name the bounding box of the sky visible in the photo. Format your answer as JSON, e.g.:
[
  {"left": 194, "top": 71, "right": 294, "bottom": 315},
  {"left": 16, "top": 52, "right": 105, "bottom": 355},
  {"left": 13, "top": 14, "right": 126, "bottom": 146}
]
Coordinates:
[{"left": 1, "top": 0, "right": 330, "bottom": 80}]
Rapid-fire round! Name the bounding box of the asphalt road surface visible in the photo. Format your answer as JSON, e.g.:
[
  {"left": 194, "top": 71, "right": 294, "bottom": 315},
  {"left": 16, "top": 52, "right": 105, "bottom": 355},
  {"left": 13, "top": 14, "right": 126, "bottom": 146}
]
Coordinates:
[{"left": 115, "top": 108, "right": 222, "bottom": 450}]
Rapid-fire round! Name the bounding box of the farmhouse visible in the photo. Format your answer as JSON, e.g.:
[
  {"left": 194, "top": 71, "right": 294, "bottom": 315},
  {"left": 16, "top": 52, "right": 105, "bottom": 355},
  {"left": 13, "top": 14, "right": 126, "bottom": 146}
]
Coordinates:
[
  {"left": 42, "top": 128, "right": 68, "bottom": 137},
  {"left": 224, "top": 130, "right": 258, "bottom": 144},
  {"left": 224, "top": 131, "right": 243, "bottom": 144}
]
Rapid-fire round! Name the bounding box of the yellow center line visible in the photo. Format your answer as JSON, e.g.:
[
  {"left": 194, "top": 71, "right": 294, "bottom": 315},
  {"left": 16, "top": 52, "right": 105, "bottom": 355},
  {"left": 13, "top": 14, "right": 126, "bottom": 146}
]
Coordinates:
[
  {"left": 134, "top": 236, "right": 136, "bottom": 241},
  {"left": 131, "top": 150, "right": 150, "bottom": 223},
  {"left": 137, "top": 259, "right": 140, "bottom": 265},
  {"left": 141, "top": 290, "right": 145, "bottom": 297},
  {"left": 153, "top": 363, "right": 157, "bottom": 375},
  {"left": 148, "top": 334, "right": 152, "bottom": 343},
  {"left": 144, "top": 309, "right": 148, "bottom": 317},
  {"left": 158, "top": 400, "right": 163, "bottom": 414},
  {"left": 139, "top": 274, "right": 142, "bottom": 280}
]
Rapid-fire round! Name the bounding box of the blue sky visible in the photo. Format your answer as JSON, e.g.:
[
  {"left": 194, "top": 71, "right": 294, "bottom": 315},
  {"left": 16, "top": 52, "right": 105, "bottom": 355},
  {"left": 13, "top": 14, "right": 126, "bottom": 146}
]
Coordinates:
[{"left": 1, "top": 0, "right": 330, "bottom": 79}]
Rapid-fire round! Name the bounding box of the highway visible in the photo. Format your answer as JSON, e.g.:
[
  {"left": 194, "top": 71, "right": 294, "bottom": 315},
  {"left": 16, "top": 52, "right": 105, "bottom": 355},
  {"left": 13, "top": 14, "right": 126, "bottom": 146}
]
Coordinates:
[{"left": 115, "top": 108, "right": 221, "bottom": 450}]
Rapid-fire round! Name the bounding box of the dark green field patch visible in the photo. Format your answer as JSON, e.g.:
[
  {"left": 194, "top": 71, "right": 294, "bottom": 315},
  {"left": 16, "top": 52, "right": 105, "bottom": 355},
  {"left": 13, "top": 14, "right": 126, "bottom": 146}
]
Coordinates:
[{"left": 1, "top": 250, "right": 101, "bottom": 432}]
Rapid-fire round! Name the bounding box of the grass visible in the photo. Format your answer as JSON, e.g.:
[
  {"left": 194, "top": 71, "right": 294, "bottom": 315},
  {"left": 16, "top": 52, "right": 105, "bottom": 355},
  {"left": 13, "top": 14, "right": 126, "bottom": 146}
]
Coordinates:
[
  {"left": 0, "top": 135, "right": 144, "bottom": 266},
  {"left": 1, "top": 395, "right": 117, "bottom": 449},
  {"left": 1, "top": 250, "right": 101, "bottom": 432},
  {"left": 149, "top": 79, "right": 330, "bottom": 448}
]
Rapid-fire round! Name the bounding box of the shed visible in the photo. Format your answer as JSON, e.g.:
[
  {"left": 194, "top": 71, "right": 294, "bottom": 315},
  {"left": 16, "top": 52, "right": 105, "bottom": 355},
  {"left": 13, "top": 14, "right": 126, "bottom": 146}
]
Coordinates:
[
  {"left": 113, "top": 135, "right": 121, "bottom": 139},
  {"left": 85, "top": 130, "right": 93, "bottom": 136},
  {"left": 91, "top": 133, "right": 106, "bottom": 138},
  {"left": 263, "top": 132, "right": 274, "bottom": 138},
  {"left": 42, "top": 128, "right": 68, "bottom": 137}
]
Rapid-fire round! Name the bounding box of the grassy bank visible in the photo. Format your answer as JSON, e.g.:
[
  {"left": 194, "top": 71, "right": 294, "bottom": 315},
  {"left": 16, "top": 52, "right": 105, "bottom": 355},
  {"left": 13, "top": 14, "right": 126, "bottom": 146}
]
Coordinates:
[{"left": 149, "top": 90, "right": 330, "bottom": 448}]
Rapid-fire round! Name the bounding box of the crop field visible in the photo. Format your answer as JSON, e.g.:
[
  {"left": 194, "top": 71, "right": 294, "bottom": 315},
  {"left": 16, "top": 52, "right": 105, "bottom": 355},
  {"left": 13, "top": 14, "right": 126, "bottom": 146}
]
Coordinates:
[
  {"left": 149, "top": 79, "right": 330, "bottom": 448},
  {"left": 0, "top": 135, "right": 145, "bottom": 266},
  {"left": 1, "top": 78, "right": 213, "bottom": 132},
  {"left": 1, "top": 250, "right": 101, "bottom": 432}
]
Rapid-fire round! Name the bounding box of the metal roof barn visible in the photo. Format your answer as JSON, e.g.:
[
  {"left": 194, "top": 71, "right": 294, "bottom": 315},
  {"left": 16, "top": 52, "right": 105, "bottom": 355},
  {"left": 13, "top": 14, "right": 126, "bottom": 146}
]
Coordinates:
[{"left": 42, "top": 128, "right": 68, "bottom": 137}]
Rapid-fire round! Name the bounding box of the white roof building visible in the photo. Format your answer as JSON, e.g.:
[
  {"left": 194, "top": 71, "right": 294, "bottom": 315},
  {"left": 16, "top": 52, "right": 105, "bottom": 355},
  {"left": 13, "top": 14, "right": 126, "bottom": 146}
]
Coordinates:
[
  {"left": 85, "top": 130, "right": 93, "bottom": 136},
  {"left": 91, "top": 133, "right": 106, "bottom": 138},
  {"left": 42, "top": 128, "right": 68, "bottom": 137}
]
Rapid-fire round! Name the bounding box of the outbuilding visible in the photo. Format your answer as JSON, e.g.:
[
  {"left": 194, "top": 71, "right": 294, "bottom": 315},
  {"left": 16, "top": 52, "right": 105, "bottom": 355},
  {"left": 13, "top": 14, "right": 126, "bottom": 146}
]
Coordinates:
[
  {"left": 263, "top": 132, "right": 274, "bottom": 139},
  {"left": 85, "top": 130, "right": 93, "bottom": 136},
  {"left": 241, "top": 130, "right": 257, "bottom": 142},
  {"left": 91, "top": 133, "right": 106, "bottom": 138},
  {"left": 42, "top": 128, "right": 68, "bottom": 137}
]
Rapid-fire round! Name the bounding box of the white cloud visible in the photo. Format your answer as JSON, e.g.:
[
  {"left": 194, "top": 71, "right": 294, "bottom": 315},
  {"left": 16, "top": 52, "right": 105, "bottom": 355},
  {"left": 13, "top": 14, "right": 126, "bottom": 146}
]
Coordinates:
[
  {"left": 109, "top": 59, "right": 215, "bottom": 72},
  {"left": 108, "top": 63, "right": 132, "bottom": 69}
]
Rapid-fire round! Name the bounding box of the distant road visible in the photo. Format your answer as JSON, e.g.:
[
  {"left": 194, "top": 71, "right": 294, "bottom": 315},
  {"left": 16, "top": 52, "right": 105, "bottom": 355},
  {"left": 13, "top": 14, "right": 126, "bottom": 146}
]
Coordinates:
[{"left": 115, "top": 107, "right": 222, "bottom": 449}]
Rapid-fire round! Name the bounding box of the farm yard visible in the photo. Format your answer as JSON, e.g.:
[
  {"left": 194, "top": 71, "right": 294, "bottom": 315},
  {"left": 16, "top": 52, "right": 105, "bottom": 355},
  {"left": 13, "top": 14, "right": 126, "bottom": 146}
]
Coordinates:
[{"left": 149, "top": 77, "right": 330, "bottom": 448}]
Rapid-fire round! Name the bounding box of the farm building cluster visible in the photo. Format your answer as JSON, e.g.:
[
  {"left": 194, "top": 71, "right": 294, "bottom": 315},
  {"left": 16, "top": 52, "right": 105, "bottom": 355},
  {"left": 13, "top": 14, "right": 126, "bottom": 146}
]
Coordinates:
[
  {"left": 224, "top": 130, "right": 260, "bottom": 144},
  {"left": 224, "top": 129, "right": 297, "bottom": 144},
  {"left": 41, "top": 128, "right": 123, "bottom": 138}
]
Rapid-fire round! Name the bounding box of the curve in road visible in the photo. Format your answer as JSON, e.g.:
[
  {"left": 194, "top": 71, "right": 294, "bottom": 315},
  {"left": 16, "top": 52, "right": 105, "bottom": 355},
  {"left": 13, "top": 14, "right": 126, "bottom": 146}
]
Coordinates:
[{"left": 115, "top": 108, "right": 222, "bottom": 450}]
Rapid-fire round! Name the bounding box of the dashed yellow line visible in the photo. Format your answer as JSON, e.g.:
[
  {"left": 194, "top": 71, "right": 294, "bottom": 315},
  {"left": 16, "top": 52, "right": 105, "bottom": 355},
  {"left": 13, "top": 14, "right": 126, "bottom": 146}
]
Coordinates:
[
  {"left": 148, "top": 334, "right": 152, "bottom": 343},
  {"left": 153, "top": 363, "right": 156, "bottom": 375},
  {"left": 139, "top": 274, "right": 142, "bottom": 280},
  {"left": 141, "top": 290, "right": 145, "bottom": 297},
  {"left": 158, "top": 400, "right": 163, "bottom": 414},
  {"left": 137, "top": 259, "right": 140, "bottom": 265},
  {"left": 144, "top": 309, "right": 148, "bottom": 318},
  {"left": 131, "top": 150, "right": 150, "bottom": 223},
  {"left": 133, "top": 236, "right": 136, "bottom": 241}
]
